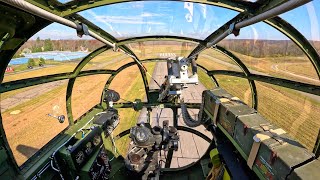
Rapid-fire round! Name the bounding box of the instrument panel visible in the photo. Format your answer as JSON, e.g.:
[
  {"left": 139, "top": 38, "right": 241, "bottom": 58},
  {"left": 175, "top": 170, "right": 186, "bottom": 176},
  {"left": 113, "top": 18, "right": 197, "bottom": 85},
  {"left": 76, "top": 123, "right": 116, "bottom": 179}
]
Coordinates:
[
  {"left": 57, "top": 126, "right": 104, "bottom": 177},
  {"left": 69, "top": 127, "right": 103, "bottom": 169}
]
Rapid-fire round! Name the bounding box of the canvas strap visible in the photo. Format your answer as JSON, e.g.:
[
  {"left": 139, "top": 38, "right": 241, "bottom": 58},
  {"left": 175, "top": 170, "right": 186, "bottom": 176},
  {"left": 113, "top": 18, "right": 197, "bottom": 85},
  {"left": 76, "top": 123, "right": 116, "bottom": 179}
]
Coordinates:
[{"left": 247, "top": 128, "right": 286, "bottom": 169}]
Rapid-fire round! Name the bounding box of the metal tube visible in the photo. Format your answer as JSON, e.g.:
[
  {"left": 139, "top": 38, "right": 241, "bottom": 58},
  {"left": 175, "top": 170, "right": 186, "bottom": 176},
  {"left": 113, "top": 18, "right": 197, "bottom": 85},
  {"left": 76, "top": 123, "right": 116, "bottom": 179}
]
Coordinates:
[
  {"left": 206, "top": 31, "right": 229, "bottom": 48},
  {"left": 235, "top": 0, "right": 311, "bottom": 29},
  {"left": 1, "top": 0, "right": 115, "bottom": 48}
]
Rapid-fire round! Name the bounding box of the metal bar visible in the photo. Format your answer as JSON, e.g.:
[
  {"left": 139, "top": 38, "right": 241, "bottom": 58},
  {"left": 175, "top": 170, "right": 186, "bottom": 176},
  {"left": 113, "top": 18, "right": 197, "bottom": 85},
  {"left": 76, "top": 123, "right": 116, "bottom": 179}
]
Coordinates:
[
  {"left": 112, "top": 102, "right": 201, "bottom": 109},
  {"left": 72, "top": 46, "right": 112, "bottom": 76},
  {"left": 235, "top": 0, "right": 311, "bottom": 29},
  {"left": 68, "top": 13, "right": 151, "bottom": 103},
  {"left": 65, "top": 46, "right": 112, "bottom": 123},
  {"left": 208, "top": 70, "right": 320, "bottom": 96},
  {"left": 0, "top": 73, "right": 71, "bottom": 93},
  {"left": 0, "top": 0, "right": 115, "bottom": 48},
  {"left": 206, "top": 0, "right": 311, "bottom": 48},
  {"left": 112, "top": 125, "right": 212, "bottom": 143},
  {"left": 66, "top": 78, "right": 76, "bottom": 124},
  {"left": 117, "top": 36, "right": 201, "bottom": 46},
  {"left": 69, "top": 13, "right": 118, "bottom": 43},
  {"left": 210, "top": 75, "right": 219, "bottom": 87},
  {"left": 164, "top": 149, "right": 174, "bottom": 168},
  {"left": 78, "top": 70, "right": 116, "bottom": 77},
  {"left": 313, "top": 129, "right": 320, "bottom": 158},
  {"left": 213, "top": 46, "right": 258, "bottom": 109},
  {"left": 188, "top": 14, "right": 244, "bottom": 58},
  {"left": 189, "top": 0, "right": 310, "bottom": 59}
]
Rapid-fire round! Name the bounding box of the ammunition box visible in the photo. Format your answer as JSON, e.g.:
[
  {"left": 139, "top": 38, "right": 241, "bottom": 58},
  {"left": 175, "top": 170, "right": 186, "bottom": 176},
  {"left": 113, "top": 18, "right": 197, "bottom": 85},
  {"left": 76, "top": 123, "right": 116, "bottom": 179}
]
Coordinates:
[
  {"left": 203, "top": 87, "right": 315, "bottom": 179},
  {"left": 235, "top": 114, "right": 314, "bottom": 179},
  {"left": 287, "top": 159, "right": 320, "bottom": 180},
  {"left": 203, "top": 88, "right": 256, "bottom": 136},
  {"left": 234, "top": 114, "right": 267, "bottom": 156},
  {"left": 203, "top": 88, "right": 232, "bottom": 117}
]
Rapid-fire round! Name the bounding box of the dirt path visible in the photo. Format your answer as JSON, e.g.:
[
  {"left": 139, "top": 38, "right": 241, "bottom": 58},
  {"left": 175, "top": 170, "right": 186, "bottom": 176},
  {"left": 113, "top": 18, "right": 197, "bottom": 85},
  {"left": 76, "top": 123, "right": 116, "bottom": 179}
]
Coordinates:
[
  {"left": 1, "top": 81, "right": 65, "bottom": 112},
  {"left": 271, "top": 64, "right": 319, "bottom": 83},
  {"left": 1, "top": 56, "right": 125, "bottom": 113}
]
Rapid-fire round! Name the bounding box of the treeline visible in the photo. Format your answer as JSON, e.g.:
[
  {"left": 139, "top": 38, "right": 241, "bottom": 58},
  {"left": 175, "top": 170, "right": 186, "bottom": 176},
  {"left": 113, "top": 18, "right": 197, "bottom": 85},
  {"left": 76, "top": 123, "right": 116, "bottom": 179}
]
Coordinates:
[
  {"left": 219, "top": 39, "right": 320, "bottom": 58},
  {"left": 15, "top": 38, "right": 104, "bottom": 57},
  {"left": 15, "top": 38, "right": 320, "bottom": 59}
]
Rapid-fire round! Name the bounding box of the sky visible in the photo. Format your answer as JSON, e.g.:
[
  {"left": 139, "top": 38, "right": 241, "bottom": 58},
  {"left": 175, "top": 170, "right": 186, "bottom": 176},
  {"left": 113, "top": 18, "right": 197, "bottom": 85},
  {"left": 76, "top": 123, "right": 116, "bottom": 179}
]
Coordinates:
[{"left": 32, "top": 1, "right": 320, "bottom": 41}]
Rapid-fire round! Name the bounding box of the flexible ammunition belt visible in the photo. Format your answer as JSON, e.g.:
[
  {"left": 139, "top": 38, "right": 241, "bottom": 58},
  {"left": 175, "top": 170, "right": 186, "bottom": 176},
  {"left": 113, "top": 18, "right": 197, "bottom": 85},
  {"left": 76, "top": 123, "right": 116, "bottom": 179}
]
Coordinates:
[{"left": 180, "top": 95, "right": 205, "bottom": 127}]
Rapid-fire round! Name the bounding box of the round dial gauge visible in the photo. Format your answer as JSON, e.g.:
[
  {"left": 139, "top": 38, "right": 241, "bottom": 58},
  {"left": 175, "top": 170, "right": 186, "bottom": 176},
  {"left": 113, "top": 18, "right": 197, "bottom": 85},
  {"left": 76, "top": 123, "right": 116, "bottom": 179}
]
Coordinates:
[
  {"left": 85, "top": 142, "right": 93, "bottom": 155},
  {"left": 93, "top": 135, "right": 101, "bottom": 146},
  {"left": 75, "top": 151, "right": 85, "bottom": 164}
]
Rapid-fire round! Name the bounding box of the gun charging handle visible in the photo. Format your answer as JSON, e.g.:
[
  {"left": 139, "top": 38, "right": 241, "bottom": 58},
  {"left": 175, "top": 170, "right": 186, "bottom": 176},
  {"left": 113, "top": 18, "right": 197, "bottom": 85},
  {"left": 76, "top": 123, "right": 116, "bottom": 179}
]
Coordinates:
[{"left": 47, "top": 114, "right": 65, "bottom": 123}]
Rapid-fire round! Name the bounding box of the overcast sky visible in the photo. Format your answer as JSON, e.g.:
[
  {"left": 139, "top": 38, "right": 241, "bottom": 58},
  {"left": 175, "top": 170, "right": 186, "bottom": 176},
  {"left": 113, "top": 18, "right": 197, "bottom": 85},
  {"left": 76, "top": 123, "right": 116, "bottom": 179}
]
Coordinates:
[{"left": 32, "top": 1, "right": 320, "bottom": 41}]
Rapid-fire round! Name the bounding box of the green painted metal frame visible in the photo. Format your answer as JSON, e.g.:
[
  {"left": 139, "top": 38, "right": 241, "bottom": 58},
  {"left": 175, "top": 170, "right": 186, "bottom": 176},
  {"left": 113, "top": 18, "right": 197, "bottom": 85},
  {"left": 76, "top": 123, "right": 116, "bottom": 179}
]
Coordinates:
[
  {"left": 68, "top": 10, "right": 154, "bottom": 95},
  {"left": 0, "top": 8, "right": 53, "bottom": 173},
  {"left": 65, "top": 45, "right": 111, "bottom": 123},
  {"left": 117, "top": 36, "right": 202, "bottom": 46},
  {"left": 213, "top": 46, "right": 258, "bottom": 109}
]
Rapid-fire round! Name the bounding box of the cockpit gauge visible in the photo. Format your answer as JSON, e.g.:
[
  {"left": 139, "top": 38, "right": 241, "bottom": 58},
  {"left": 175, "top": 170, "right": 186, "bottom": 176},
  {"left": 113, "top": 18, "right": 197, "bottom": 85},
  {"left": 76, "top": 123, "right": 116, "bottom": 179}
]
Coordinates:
[
  {"left": 93, "top": 135, "right": 102, "bottom": 146},
  {"left": 75, "top": 151, "right": 85, "bottom": 164},
  {"left": 85, "top": 142, "right": 93, "bottom": 155}
]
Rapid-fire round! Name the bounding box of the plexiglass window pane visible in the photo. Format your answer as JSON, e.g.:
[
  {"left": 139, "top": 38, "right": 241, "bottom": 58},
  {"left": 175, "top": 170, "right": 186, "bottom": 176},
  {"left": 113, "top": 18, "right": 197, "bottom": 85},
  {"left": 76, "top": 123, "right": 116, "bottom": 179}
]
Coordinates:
[
  {"left": 4, "top": 23, "right": 103, "bottom": 82},
  {"left": 128, "top": 41, "right": 197, "bottom": 60},
  {"left": 198, "top": 70, "right": 216, "bottom": 90},
  {"left": 1, "top": 80, "right": 69, "bottom": 166},
  {"left": 108, "top": 66, "right": 147, "bottom": 102},
  {"left": 215, "top": 75, "right": 252, "bottom": 106},
  {"left": 81, "top": 50, "right": 133, "bottom": 71},
  {"left": 220, "top": 22, "right": 320, "bottom": 85},
  {"left": 79, "top": 1, "right": 237, "bottom": 40},
  {"left": 256, "top": 82, "right": 320, "bottom": 151},
  {"left": 280, "top": 0, "right": 320, "bottom": 53},
  {"left": 197, "top": 48, "right": 242, "bottom": 72},
  {"left": 72, "top": 74, "right": 111, "bottom": 121}
]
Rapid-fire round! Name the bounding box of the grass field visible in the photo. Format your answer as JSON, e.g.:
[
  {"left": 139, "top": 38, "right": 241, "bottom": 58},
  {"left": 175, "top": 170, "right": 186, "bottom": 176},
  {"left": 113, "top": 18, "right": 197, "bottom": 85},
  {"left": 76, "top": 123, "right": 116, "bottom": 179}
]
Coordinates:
[
  {"left": 129, "top": 43, "right": 196, "bottom": 59},
  {"left": 209, "top": 74, "right": 319, "bottom": 150},
  {"left": 4, "top": 62, "right": 77, "bottom": 82},
  {"left": 1, "top": 82, "right": 69, "bottom": 165},
  {"left": 232, "top": 51, "right": 320, "bottom": 85},
  {"left": 256, "top": 82, "right": 320, "bottom": 149},
  {"left": 196, "top": 48, "right": 320, "bottom": 150},
  {"left": 0, "top": 52, "right": 147, "bottom": 165},
  {"left": 3, "top": 50, "right": 132, "bottom": 83},
  {"left": 198, "top": 69, "right": 320, "bottom": 150}
]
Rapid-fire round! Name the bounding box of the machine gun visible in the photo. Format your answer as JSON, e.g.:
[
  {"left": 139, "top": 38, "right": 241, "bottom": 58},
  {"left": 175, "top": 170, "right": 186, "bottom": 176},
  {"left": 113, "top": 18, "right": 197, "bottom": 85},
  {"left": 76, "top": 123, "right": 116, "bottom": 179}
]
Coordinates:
[
  {"left": 158, "top": 57, "right": 199, "bottom": 102},
  {"left": 157, "top": 56, "right": 210, "bottom": 128},
  {"left": 125, "top": 121, "right": 179, "bottom": 180}
]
